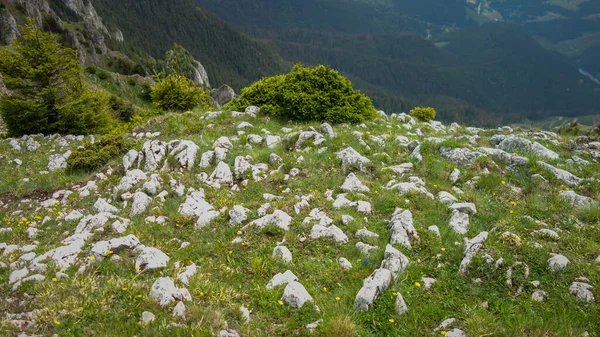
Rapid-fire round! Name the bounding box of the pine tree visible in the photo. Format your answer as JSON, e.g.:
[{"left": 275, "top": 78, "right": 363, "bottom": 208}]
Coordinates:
[{"left": 0, "top": 19, "right": 110, "bottom": 136}]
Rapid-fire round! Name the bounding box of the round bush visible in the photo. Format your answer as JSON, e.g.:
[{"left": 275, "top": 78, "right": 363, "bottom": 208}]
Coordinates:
[
  {"left": 409, "top": 106, "right": 437, "bottom": 122},
  {"left": 151, "top": 73, "right": 208, "bottom": 111},
  {"left": 226, "top": 64, "right": 378, "bottom": 124}
]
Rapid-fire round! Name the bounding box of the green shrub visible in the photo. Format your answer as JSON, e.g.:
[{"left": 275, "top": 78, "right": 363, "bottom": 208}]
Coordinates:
[
  {"left": 151, "top": 73, "right": 208, "bottom": 111},
  {"left": 96, "top": 70, "right": 110, "bottom": 80},
  {"left": 586, "top": 123, "right": 600, "bottom": 139},
  {"left": 557, "top": 120, "right": 582, "bottom": 136},
  {"left": 226, "top": 64, "right": 378, "bottom": 124},
  {"left": 0, "top": 19, "right": 111, "bottom": 136},
  {"left": 109, "top": 95, "right": 136, "bottom": 122},
  {"left": 67, "top": 135, "right": 130, "bottom": 171},
  {"left": 409, "top": 106, "right": 437, "bottom": 121}
]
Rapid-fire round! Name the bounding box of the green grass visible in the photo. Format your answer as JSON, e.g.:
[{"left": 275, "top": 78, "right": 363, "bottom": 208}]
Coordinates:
[{"left": 0, "top": 110, "right": 599, "bottom": 336}]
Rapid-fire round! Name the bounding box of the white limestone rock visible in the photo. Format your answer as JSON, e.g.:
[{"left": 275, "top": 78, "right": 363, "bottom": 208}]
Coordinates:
[
  {"left": 438, "top": 191, "right": 458, "bottom": 206},
  {"left": 281, "top": 281, "right": 315, "bottom": 309},
  {"left": 449, "top": 210, "right": 469, "bottom": 235},
  {"left": 538, "top": 161, "right": 582, "bottom": 187},
  {"left": 395, "top": 292, "right": 408, "bottom": 315},
  {"left": 310, "top": 224, "right": 348, "bottom": 243},
  {"left": 131, "top": 192, "right": 152, "bottom": 216},
  {"left": 388, "top": 208, "right": 419, "bottom": 248},
  {"left": 449, "top": 203, "right": 477, "bottom": 215},
  {"left": 176, "top": 263, "right": 197, "bottom": 286},
  {"left": 266, "top": 270, "right": 298, "bottom": 289},
  {"left": 547, "top": 254, "right": 569, "bottom": 273},
  {"left": 569, "top": 282, "right": 595, "bottom": 302},
  {"left": 229, "top": 205, "right": 249, "bottom": 226},
  {"left": 559, "top": 190, "right": 594, "bottom": 207},
  {"left": 249, "top": 210, "right": 292, "bottom": 231},
  {"left": 341, "top": 173, "right": 370, "bottom": 193},
  {"left": 172, "top": 301, "right": 186, "bottom": 317},
  {"left": 140, "top": 311, "right": 156, "bottom": 325},
  {"left": 142, "top": 174, "right": 162, "bottom": 196},
  {"left": 338, "top": 257, "right": 353, "bottom": 270},
  {"left": 90, "top": 234, "right": 140, "bottom": 258},
  {"left": 273, "top": 246, "right": 293, "bottom": 263},
  {"left": 136, "top": 247, "right": 169, "bottom": 271},
  {"left": 356, "top": 242, "right": 378, "bottom": 255},
  {"left": 93, "top": 198, "right": 118, "bottom": 214},
  {"left": 439, "top": 147, "right": 482, "bottom": 165},
  {"left": 356, "top": 227, "right": 379, "bottom": 239},
  {"left": 459, "top": 232, "right": 488, "bottom": 274},
  {"left": 123, "top": 149, "right": 139, "bottom": 171},
  {"left": 149, "top": 277, "right": 191, "bottom": 306},
  {"left": 353, "top": 268, "right": 392, "bottom": 311},
  {"left": 336, "top": 147, "right": 370, "bottom": 173},
  {"left": 380, "top": 244, "right": 409, "bottom": 280}
]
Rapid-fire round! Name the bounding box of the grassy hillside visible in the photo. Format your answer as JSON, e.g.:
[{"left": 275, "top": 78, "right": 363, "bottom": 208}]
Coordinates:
[{"left": 0, "top": 109, "right": 599, "bottom": 336}]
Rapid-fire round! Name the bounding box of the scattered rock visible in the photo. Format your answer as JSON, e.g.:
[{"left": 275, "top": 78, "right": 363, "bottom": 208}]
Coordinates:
[
  {"left": 250, "top": 210, "right": 292, "bottom": 231},
  {"left": 449, "top": 210, "right": 469, "bottom": 235},
  {"left": 266, "top": 270, "right": 298, "bottom": 289},
  {"left": 341, "top": 173, "right": 370, "bottom": 193},
  {"left": 93, "top": 198, "right": 118, "bottom": 214},
  {"left": 149, "top": 277, "right": 191, "bottom": 306},
  {"left": 559, "top": 190, "right": 594, "bottom": 207},
  {"left": 569, "top": 281, "right": 595, "bottom": 302},
  {"left": 354, "top": 268, "right": 392, "bottom": 311},
  {"left": 273, "top": 246, "right": 293, "bottom": 263},
  {"left": 459, "top": 232, "right": 488, "bottom": 274},
  {"left": 131, "top": 192, "right": 152, "bottom": 216},
  {"left": 136, "top": 247, "right": 169, "bottom": 271},
  {"left": 356, "top": 242, "right": 378, "bottom": 255},
  {"left": 532, "top": 290, "right": 546, "bottom": 302},
  {"left": 281, "top": 281, "right": 315, "bottom": 309},
  {"left": 338, "top": 257, "right": 353, "bottom": 270},
  {"left": 538, "top": 161, "right": 581, "bottom": 187},
  {"left": 140, "top": 311, "right": 155, "bottom": 324},
  {"left": 336, "top": 147, "right": 370, "bottom": 172},
  {"left": 380, "top": 244, "right": 409, "bottom": 280},
  {"left": 547, "top": 254, "right": 569, "bottom": 273},
  {"left": 388, "top": 208, "right": 419, "bottom": 248}
]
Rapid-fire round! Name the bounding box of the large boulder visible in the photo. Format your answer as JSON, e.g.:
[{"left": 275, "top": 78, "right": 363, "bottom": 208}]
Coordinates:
[{"left": 211, "top": 85, "right": 236, "bottom": 108}]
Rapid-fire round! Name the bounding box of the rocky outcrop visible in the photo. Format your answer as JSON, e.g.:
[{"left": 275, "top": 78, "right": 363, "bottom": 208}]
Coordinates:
[
  {"left": 0, "top": 9, "right": 18, "bottom": 45},
  {"left": 211, "top": 85, "right": 236, "bottom": 108},
  {"left": 61, "top": 0, "right": 109, "bottom": 34},
  {"left": 191, "top": 60, "right": 210, "bottom": 88}
]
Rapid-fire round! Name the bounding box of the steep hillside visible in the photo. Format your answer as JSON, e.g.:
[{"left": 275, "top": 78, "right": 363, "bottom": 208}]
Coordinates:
[
  {"left": 0, "top": 109, "right": 599, "bottom": 336},
  {"left": 193, "top": 0, "right": 600, "bottom": 123},
  {"left": 265, "top": 24, "right": 599, "bottom": 123},
  {"left": 89, "top": 0, "right": 287, "bottom": 90}
]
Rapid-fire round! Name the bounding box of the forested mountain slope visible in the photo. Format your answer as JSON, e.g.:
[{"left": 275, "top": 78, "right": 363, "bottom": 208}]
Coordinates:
[{"left": 91, "top": 0, "right": 287, "bottom": 90}]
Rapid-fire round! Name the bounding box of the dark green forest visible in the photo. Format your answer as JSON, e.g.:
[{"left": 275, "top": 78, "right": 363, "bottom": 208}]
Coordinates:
[
  {"left": 90, "top": 0, "right": 287, "bottom": 90},
  {"left": 36, "top": 0, "right": 600, "bottom": 124}
]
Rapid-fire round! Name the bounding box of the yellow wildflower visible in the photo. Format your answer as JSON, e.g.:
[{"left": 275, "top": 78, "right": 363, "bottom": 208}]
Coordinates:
[
  {"left": 278, "top": 300, "right": 284, "bottom": 305},
  {"left": 388, "top": 319, "right": 395, "bottom": 323},
  {"left": 335, "top": 296, "right": 341, "bottom": 301},
  {"left": 414, "top": 282, "right": 421, "bottom": 287}
]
